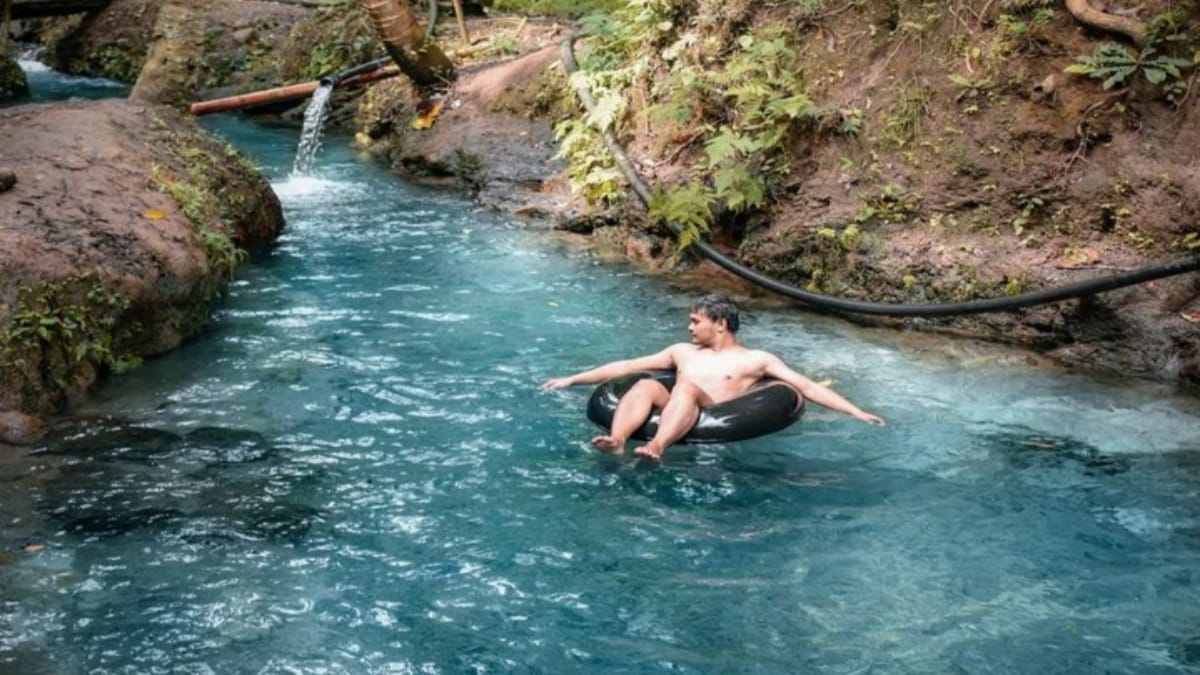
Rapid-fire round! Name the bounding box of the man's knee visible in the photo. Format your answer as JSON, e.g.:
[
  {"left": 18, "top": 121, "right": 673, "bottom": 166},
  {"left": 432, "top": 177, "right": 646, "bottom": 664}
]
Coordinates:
[
  {"left": 625, "top": 378, "right": 670, "bottom": 403},
  {"left": 668, "top": 381, "right": 707, "bottom": 404}
]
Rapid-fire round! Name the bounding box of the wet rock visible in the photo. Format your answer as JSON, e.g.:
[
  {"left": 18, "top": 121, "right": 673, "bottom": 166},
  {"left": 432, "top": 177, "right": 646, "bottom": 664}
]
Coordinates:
[
  {"left": 0, "top": 53, "right": 28, "bottom": 101},
  {"left": 360, "top": 46, "right": 574, "bottom": 222},
  {"left": 0, "top": 411, "right": 47, "bottom": 446},
  {"left": 42, "top": 419, "right": 182, "bottom": 460},
  {"left": 0, "top": 168, "right": 16, "bottom": 192}
]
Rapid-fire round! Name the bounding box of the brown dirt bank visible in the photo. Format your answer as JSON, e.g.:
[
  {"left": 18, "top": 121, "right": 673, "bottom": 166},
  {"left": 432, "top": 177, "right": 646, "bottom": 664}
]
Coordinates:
[
  {"left": 0, "top": 99, "right": 282, "bottom": 443},
  {"left": 338, "top": 14, "right": 1198, "bottom": 390}
]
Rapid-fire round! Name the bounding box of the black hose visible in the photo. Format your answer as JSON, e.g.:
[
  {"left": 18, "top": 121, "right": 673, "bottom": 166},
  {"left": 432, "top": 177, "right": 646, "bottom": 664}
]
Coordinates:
[
  {"left": 560, "top": 35, "right": 1200, "bottom": 317},
  {"left": 319, "top": 56, "right": 393, "bottom": 88}
]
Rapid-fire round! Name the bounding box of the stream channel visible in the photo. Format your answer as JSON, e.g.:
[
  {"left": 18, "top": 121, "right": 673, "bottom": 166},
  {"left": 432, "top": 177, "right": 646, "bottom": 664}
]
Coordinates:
[{"left": 2, "top": 60, "right": 1200, "bottom": 674}]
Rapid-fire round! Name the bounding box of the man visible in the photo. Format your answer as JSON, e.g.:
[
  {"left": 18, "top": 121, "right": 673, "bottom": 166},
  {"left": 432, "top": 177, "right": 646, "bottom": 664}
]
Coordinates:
[{"left": 543, "top": 294, "right": 886, "bottom": 460}]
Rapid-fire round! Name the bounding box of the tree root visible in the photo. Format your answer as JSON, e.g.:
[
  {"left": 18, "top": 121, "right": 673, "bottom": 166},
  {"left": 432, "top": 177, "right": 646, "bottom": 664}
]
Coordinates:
[{"left": 1064, "top": 0, "right": 1146, "bottom": 46}]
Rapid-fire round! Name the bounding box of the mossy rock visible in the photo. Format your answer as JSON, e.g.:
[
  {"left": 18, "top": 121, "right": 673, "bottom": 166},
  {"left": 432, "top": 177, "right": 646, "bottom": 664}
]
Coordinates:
[{"left": 0, "top": 54, "right": 29, "bottom": 101}]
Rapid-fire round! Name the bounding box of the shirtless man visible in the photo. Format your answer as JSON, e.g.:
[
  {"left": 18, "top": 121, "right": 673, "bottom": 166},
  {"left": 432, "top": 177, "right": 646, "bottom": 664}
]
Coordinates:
[{"left": 542, "top": 294, "right": 886, "bottom": 459}]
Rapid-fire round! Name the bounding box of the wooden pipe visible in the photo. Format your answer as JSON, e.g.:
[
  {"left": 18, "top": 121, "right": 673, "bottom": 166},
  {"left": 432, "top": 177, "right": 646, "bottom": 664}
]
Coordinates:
[{"left": 189, "top": 65, "right": 400, "bottom": 116}]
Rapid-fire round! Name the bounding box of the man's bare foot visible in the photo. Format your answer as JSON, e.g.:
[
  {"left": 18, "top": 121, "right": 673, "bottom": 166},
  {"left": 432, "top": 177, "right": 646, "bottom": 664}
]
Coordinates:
[
  {"left": 633, "top": 442, "right": 664, "bottom": 460},
  {"left": 592, "top": 436, "right": 625, "bottom": 453}
]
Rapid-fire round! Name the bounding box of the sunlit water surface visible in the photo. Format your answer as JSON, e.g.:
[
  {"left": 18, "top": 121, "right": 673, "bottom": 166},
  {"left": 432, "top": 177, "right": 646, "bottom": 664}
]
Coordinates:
[{"left": 2, "top": 71, "right": 1200, "bottom": 674}]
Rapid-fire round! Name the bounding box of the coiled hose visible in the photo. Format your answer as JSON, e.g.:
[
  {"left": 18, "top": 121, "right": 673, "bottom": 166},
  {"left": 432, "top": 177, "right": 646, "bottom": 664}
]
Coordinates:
[{"left": 560, "top": 35, "right": 1200, "bottom": 317}]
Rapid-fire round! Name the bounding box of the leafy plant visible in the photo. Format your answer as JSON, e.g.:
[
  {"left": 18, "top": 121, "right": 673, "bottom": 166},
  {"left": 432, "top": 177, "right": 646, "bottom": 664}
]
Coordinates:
[
  {"left": 649, "top": 183, "right": 715, "bottom": 250},
  {"left": 883, "top": 81, "right": 929, "bottom": 147},
  {"left": 553, "top": 118, "right": 625, "bottom": 205},
  {"left": 493, "top": 0, "right": 625, "bottom": 17},
  {"left": 1066, "top": 42, "right": 1192, "bottom": 98},
  {"left": 0, "top": 275, "right": 135, "bottom": 398},
  {"left": 948, "top": 74, "right": 993, "bottom": 102},
  {"left": 150, "top": 165, "right": 248, "bottom": 280},
  {"left": 559, "top": 12, "right": 815, "bottom": 249}
]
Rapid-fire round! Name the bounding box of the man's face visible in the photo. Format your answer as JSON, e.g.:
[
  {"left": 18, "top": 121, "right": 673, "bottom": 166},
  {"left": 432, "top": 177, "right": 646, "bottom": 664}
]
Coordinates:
[{"left": 688, "top": 311, "right": 723, "bottom": 346}]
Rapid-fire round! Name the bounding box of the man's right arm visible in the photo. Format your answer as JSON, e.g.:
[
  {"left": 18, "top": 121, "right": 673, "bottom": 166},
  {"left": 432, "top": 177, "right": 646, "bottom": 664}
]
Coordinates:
[{"left": 542, "top": 347, "right": 677, "bottom": 390}]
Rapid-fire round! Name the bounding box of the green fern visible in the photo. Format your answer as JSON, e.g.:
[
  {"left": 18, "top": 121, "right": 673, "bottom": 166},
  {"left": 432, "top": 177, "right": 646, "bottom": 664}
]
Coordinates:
[
  {"left": 553, "top": 119, "right": 625, "bottom": 205},
  {"left": 649, "top": 184, "right": 715, "bottom": 250}
]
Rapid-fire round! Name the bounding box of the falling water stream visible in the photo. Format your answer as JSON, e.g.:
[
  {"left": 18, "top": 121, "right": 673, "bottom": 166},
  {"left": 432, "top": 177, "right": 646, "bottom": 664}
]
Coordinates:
[
  {"left": 2, "top": 64, "right": 1200, "bottom": 674},
  {"left": 291, "top": 83, "right": 334, "bottom": 176}
]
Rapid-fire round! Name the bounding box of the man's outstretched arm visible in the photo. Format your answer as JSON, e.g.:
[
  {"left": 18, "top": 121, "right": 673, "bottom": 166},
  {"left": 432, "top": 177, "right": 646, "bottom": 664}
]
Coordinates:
[
  {"left": 763, "top": 354, "right": 886, "bottom": 426},
  {"left": 542, "top": 348, "right": 676, "bottom": 390}
]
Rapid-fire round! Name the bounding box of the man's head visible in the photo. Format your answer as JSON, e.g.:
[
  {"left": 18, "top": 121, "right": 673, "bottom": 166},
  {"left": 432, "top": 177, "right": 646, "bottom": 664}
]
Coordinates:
[{"left": 689, "top": 294, "right": 740, "bottom": 340}]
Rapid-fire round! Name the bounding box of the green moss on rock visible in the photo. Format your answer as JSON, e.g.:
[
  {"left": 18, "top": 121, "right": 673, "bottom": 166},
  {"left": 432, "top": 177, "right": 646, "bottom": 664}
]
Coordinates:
[{"left": 0, "top": 53, "right": 28, "bottom": 101}]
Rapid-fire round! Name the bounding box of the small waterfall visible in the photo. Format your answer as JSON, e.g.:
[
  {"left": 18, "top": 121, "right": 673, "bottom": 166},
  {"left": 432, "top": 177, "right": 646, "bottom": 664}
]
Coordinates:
[
  {"left": 16, "top": 44, "right": 50, "bottom": 73},
  {"left": 291, "top": 83, "right": 334, "bottom": 176}
]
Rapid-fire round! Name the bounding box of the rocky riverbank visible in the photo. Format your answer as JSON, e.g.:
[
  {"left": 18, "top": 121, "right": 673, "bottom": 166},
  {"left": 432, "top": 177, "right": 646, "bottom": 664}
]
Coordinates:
[
  {"left": 2, "top": 0, "right": 1197, "bottom": 441},
  {"left": 0, "top": 99, "right": 282, "bottom": 443}
]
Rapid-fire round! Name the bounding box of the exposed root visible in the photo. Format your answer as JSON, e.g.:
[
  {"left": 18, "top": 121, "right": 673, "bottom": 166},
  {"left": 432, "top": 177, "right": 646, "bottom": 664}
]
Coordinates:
[{"left": 1064, "top": 0, "right": 1146, "bottom": 46}]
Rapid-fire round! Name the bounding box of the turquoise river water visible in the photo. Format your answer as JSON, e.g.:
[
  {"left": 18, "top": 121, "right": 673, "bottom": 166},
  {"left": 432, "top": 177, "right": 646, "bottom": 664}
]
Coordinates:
[{"left": 3, "top": 65, "right": 1200, "bottom": 674}]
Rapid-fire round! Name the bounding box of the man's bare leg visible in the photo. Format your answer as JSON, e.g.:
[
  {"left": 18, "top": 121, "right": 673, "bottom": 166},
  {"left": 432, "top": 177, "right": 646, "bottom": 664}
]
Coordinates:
[
  {"left": 593, "top": 379, "right": 670, "bottom": 453},
  {"left": 634, "top": 382, "right": 711, "bottom": 460}
]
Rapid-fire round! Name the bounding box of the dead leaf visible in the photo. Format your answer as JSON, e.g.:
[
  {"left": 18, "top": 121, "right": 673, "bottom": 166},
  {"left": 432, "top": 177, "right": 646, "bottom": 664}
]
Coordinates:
[
  {"left": 410, "top": 99, "right": 446, "bottom": 130},
  {"left": 1054, "top": 246, "right": 1102, "bottom": 269},
  {"left": 22, "top": 543, "right": 45, "bottom": 554},
  {"left": 1181, "top": 309, "right": 1200, "bottom": 323},
  {"left": 143, "top": 208, "right": 167, "bottom": 220}
]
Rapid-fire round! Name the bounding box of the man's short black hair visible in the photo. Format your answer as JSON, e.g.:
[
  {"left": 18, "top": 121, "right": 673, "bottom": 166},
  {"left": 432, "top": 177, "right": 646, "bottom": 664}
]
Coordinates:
[{"left": 691, "top": 293, "right": 740, "bottom": 334}]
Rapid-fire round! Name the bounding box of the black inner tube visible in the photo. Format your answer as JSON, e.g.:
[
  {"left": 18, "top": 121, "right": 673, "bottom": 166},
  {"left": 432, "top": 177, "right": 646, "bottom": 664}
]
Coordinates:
[
  {"left": 586, "top": 371, "right": 805, "bottom": 444},
  {"left": 559, "top": 35, "right": 1200, "bottom": 318}
]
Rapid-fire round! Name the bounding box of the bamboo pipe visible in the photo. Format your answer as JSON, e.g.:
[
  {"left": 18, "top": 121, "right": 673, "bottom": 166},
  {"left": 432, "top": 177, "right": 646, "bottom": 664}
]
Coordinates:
[
  {"left": 189, "top": 65, "right": 401, "bottom": 116},
  {"left": 451, "top": 0, "right": 470, "bottom": 44}
]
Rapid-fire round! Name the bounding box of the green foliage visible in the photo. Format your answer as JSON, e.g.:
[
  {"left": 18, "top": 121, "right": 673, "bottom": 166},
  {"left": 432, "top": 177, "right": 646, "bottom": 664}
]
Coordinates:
[
  {"left": 553, "top": 119, "right": 625, "bottom": 205},
  {"left": 856, "top": 184, "right": 921, "bottom": 226},
  {"left": 1001, "top": 0, "right": 1055, "bottom": 10},
  {"left": 649, "top": 183, "right": 715, "bottom": 250},
  {"left": 560, "top": 11, "right": 815, "bottom": 249},
  {"left": 0, "top": 275, "right": 135, "bottom": 396},
  {"left": 98, "top": 46, "right": 139, "bottom": 82},
  {"left": 1066, "top": 42, "right": 1192, "bottom": 101},
  {"left": 1010, "top": 195, "right": 1045, "bottom": 236},
  {"left": 150, "top": 164, "right": 248, "bottom": 281},
  {"left": 995, "top": 9, "right": 1056, "bottom": 57},
  {"left": 283, "top": 6, "right": 380, "bottom": 81},
  {"left": 883, "top": 81, "right": 929, "bottom": 147},
  {"left": 686, "top": 26, "right": 815, "bottom": 220},
  {"left": 948, "top": 74, "right": 992, "bottom": 102},
  {"left": 493, "top": 0, "right": 625, "bottom": 18},
  {"left": 834, "top": 108, "right": 864, "bottom": 136}
]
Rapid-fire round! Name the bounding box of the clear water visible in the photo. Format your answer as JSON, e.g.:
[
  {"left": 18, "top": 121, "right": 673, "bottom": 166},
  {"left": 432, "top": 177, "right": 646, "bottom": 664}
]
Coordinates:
[
  {"left": 12, "top": 47, "right": 130, "bottom": 103},
  {"left": 3, "top": 79, "right": 1200, "bottom": 675}
]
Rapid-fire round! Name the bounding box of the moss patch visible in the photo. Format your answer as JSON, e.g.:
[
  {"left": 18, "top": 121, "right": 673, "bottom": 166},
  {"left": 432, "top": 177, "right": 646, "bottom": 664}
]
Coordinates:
[{"left": 0, "top": 53, "right": 28, "bottom": 101}]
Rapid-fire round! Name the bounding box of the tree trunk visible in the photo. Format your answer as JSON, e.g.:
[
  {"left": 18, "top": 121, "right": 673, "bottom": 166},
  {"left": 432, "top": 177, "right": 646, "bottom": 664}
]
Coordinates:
[
  {"left": 1064, "top": 0, "right": 1146, "bottom": 46},
  {"left": 361, "top": 0, "right": 455, "bottom": 92}
]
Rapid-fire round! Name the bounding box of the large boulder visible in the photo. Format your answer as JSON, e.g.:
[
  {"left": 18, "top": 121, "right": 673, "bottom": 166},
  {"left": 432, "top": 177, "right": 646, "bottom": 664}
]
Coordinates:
[
  {"left": 0, "top": 52, "right": 28, "bottom": 102},
  {"left": 0, "top": 99, "right": 283, "bottom": 441}
]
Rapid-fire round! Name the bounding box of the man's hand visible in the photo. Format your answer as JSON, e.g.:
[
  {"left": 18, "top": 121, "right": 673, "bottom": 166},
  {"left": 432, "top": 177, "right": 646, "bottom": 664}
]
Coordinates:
[
  {"left": 541, "top": 377, "right": 573, "bottom": 391},
  {"left": 856, "top": 411, "right": 887, "bottom": 426}
]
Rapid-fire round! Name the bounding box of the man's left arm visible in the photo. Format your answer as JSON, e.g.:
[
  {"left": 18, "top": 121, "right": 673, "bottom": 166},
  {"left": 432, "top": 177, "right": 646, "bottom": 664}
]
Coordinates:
[{"left": 762, "top": 354, "right": 886, "bottom": 426}]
